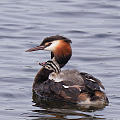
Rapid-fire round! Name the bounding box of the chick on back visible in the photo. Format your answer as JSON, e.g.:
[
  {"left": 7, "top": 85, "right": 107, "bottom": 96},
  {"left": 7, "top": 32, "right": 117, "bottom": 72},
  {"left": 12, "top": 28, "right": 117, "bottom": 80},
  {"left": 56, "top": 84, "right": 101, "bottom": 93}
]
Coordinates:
[{"left": 38, "top": 59, "right": 108, "bottom": 105}]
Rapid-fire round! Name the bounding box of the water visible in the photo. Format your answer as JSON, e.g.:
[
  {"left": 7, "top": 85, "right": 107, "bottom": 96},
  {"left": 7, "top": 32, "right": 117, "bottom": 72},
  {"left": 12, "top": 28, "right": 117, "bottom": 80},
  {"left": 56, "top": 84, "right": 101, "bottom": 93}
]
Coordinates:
[{"left": 0, "top": 0, "right": 120, "bottom": 119}]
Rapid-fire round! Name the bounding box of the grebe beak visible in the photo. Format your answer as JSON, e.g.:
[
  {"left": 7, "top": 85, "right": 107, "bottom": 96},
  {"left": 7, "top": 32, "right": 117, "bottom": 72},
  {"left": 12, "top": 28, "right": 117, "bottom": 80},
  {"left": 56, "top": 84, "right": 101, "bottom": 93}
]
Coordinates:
[{"left": 25, "top": 45, "right": 45, "bottom": 52}]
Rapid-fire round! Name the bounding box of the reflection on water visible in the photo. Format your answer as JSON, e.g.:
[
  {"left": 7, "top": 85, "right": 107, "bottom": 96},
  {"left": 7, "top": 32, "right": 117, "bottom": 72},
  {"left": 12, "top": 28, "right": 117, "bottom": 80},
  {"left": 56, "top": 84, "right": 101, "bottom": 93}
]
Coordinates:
[
  {"left": 0, "top": 0, "right": 120, "bottom": 120},
  {"left": 30, "top": 109, "right": 105, "bottom": 120},
  {"left": 23, "top": 99, "right": 107, "bottom": 120}
]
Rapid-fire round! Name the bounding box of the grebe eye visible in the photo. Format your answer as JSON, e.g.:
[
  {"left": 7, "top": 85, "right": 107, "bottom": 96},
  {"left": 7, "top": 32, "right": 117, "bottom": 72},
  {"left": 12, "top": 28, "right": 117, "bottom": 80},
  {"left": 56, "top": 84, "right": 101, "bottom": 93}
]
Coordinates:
[
  {"left": 46, "top": 66, "right": 51, "bottom": 70},
  {"left": 45, "top": 42, "right": 52, "bottom": 47}
]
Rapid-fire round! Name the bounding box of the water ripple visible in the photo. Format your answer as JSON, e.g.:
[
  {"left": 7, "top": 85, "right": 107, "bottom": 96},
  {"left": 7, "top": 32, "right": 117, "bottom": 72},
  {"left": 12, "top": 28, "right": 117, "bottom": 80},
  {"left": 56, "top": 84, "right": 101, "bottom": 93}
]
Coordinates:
[{"left": 0, "top": 0, "right": 120, "bottom": 120}]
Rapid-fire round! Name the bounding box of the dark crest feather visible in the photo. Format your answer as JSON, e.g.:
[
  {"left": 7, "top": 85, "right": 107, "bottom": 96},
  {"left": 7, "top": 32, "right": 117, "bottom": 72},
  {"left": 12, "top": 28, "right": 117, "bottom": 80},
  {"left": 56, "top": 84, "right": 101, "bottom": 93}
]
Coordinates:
[{"left": 40, "top": 35, "right": 72, "bottom": 45}]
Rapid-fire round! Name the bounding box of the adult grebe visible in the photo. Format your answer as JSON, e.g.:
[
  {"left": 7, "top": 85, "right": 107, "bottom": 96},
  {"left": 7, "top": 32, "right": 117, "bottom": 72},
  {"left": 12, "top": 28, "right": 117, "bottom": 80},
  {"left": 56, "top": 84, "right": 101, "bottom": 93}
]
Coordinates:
[{"left": 26, "top": 35, "right": 109, "bottom": 106}]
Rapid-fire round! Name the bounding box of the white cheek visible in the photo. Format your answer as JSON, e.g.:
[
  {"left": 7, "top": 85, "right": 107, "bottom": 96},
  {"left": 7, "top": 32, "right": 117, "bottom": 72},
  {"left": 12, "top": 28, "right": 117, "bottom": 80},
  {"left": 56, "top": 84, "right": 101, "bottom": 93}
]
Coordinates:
[
  {"left": 44, "top": 45, "right": 54, "bottom": 51},
  {"left": 44, "top": 41, "right": 60, "bottom": 51}
]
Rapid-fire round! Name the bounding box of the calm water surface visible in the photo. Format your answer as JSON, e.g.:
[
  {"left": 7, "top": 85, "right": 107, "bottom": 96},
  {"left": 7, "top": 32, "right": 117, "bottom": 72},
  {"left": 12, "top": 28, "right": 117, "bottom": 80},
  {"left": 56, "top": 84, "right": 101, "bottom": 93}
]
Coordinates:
[{"left": 0, "top": 0, "right": 120, "bottom": 120}]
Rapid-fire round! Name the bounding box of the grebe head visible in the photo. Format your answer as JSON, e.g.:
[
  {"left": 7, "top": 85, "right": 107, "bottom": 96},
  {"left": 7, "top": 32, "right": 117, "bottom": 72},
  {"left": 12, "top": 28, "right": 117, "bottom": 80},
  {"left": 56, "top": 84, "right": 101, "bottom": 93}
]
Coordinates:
[
  {"left": 26, "top": 35, "right": 72, "bottom": 68},
  {"left": 39, "top": 59, "right": 61, "bottom": 74}
]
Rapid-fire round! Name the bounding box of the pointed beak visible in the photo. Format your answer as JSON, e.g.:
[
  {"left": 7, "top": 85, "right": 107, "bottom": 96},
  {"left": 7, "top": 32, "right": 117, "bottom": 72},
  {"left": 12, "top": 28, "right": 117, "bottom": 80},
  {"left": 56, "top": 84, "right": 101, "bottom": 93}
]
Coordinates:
[
  {"left": 39, "top": 62, "right": 46, "bottom": 67},
  {"left": 25, "top": 45, "right": 45, "bottom": 52}
]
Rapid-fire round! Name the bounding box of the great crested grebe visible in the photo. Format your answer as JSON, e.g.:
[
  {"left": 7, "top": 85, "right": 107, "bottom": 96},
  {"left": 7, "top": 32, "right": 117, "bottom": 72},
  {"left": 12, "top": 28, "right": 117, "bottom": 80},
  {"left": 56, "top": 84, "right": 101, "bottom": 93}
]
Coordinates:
[{"left": 26, "top": 35, "right": 109, "bottom": 106}]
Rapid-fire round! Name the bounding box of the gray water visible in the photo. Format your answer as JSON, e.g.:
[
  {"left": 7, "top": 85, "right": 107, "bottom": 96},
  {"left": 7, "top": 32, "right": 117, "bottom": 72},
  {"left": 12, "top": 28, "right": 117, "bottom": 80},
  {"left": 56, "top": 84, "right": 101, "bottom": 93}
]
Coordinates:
[{"left": 0, "top": 0, "right": 120, "bottom": 120}]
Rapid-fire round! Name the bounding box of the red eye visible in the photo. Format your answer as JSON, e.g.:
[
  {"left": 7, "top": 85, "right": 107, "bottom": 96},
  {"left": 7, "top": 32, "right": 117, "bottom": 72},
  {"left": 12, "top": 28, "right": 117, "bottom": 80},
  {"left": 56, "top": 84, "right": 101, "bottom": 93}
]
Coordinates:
[{"left": 45, "top": 42, "right": 52, "bottom": 47}]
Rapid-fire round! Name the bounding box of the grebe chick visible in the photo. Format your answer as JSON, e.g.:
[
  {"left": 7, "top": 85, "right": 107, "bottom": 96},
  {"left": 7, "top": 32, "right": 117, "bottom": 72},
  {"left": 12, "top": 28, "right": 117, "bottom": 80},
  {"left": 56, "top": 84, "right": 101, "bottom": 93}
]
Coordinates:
[
  {"left": 39, "top": 58, "right": 61, "bottom": 74},
  {"left": 26, "top": 35, "right": 109, "bottom": 106}
]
